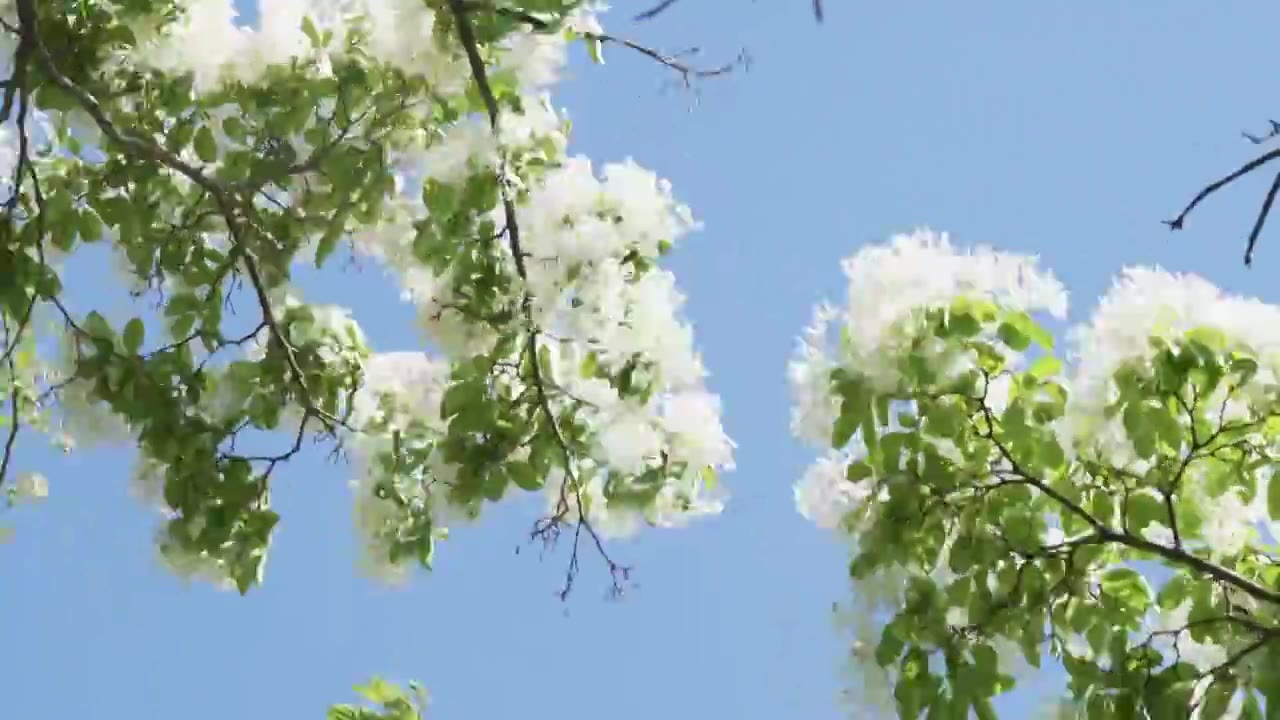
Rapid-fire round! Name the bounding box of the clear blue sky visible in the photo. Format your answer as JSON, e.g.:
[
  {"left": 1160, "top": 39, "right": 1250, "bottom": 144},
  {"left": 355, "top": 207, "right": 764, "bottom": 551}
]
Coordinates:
[{"left": 5, "top": 3, "right": 1280, "bottom": 718}]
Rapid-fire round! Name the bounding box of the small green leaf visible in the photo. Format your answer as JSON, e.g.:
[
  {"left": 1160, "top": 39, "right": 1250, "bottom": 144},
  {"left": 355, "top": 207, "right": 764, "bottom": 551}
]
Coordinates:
[
  {"left": 997, "top": 322, "right": 1030, "bottom": 351},
  {"left": 1268, "top": 470, "right": 1280, "bottom": 522},
  {"left": 301, "top": 16, "right": 322, "bottom": 47},
  {"left": 846, "top": 460, "right": 874, "bottom": 482},
  {"left": 77, "top": 209, "right": 103, "bottom": 241},
  {"left": 123, "top": 317, "right": 145, "bottom": 354},
  {"left": 314, "top": 208, "right": 350, "bottom": 268},
  {"left": 508, "top": 462, "right": 543, "bottom": 491},
  {"left": 1027, "top": 355, "right": 1062, "bottom": 380},
  {"left": 194, "top": 126, "right": 218, "bottom": 163},
  {"left": 586, "top": 37, "right": 605, "bottom": 64}
]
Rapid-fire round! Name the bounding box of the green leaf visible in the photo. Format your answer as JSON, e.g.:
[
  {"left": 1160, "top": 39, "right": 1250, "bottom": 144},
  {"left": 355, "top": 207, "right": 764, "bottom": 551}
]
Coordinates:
[
  {"left": 355, "top": 677, "right": 403, "bottom": 705},
  {"left": 972, "top": 696, "right": 997, "bottom": 720},
  {"left": 947, "top": 311, "right": 982, "bottom": 338},
  {"left": 846, "top": 460, "right": 874, "bottom": 482},
  {"left": 508, "top": 461, "right": 543, "bottom": 491},
  {"left": 123, "top": 317, "right": 146, "bottom": 354},
  {"left": 222, "top": 116, "right": 245, "bottom": 140},
  {"left": 875, "top": 623, "right": 905, "bottom": 667},
  {"left": 997, "top": 321, "right": 1030, "bottom": 351},
  {"left": 1124, "top": 492, "right": 1165, "bottom": 534},
  {"left": 1027, "top": 355, "right": 1062, "bottom": 380},
  {"left": 586, "top": 36, "right": 605, "bottom": 64},
  {"left": 1200, "top": 681, "right": 1235, "bottom": 720},
  {"left": 832, "top": 407, "right": 860, "bottom": 447},
  {"left": 301, "top": 15, "right": 322, "bottom": 47},
  {"left": 194, "top": 125, "right": 218, "bottom": 163},
  {"left": 1268, "top": 469, "right": 1280, "bottom": 522},
  {"left": 314, "top": 208, "right": 350, "bottom": 268},
  {"left": 77, "top": 209, "right": 103, "bottom": 242}
]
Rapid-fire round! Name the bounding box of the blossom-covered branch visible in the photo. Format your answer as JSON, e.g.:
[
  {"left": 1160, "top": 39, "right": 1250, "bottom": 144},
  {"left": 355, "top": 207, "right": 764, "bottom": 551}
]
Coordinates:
[
  {"left": 0, "top": 0, "right": 733, "bottom": 596},
  {"left": 791, "top": 230, "right": 1280, "bottom": 718}
]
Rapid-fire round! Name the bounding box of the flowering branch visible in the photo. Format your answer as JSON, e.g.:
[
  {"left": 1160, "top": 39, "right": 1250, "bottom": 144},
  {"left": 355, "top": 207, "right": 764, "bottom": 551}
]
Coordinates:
[{"left": 446, "top": 0, "right": 629, "bottom": 599}]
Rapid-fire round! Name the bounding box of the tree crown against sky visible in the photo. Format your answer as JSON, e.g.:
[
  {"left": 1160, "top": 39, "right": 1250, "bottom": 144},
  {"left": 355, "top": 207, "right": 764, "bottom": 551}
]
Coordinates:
[
  {"left": 0, "top": 0, "right": 735, "bottom": 598},
  {"left": 6, "top": 2, "right": 1280, "bottom": 719}
]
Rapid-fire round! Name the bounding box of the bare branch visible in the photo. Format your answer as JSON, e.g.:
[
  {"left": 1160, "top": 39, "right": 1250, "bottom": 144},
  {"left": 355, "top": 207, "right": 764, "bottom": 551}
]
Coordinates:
[
  {"left": 1164, "top": 118, "right": 1280, "bottom": 265},
  {"left": 1245, "top": 171, "right": 1280, "bottom": 266},
  {"left": 634, "top": 0, "right": 681, "bottom": 21},
  {"left": 461, "top": 0, "right": 745, "bottom": 85}
]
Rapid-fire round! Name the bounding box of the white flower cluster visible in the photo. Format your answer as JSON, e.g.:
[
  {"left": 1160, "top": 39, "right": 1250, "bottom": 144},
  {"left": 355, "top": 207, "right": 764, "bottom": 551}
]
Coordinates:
[
  {"left": 790, "top": 229, "right": 1067, "bottom": 529},
  {"left": 112, "top": 0, "right": 734, "bottom": 580},
  {"left": 1061, "top": 267, "right": 1280, "bottom": 556},
  {"left": 1064, "top": 267, "right": 1280, "bottom": 452}
]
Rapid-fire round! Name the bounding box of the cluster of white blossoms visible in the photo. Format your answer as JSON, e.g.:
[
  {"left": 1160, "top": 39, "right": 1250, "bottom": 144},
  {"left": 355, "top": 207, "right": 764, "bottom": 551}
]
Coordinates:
[
  {"left": 793, "top": 231, "right": 1280, "bottom": 713},
  {"left": 1061, "top": 268, "right": 1280, "bottom": 557},
  {"left": 791, "top": 231, "right": 1280, "bottom": 551},
  {"left": 74, "top": 0, "right": 731, "bottom": 583},
  {"left": 789, "top": 228, "right": 1067, "bottom": 528}
]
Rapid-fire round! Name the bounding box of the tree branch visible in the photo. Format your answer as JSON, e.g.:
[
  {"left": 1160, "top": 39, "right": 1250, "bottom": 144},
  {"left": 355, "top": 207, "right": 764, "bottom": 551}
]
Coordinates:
[
  {"left": 1164, "top": 134, "right": 1280, "bottom": 265},
  {"left": 15, "top": 0, "right": 343, "bottom": 431},
  {"left": 461, "top": 0, "right": 744, "bottom": 85},
  {"left": 969, "top": 379, "right": 1280, "bottom": 607},
  {"left": 446, "top": 0, "right": 629, "bottom": 599}
]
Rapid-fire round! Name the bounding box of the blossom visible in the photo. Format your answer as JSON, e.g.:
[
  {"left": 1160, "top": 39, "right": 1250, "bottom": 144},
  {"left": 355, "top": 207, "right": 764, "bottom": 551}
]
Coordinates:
[
  {"left": 13, "top": 472, "right": 48, "bottom": 502},
  {"left": 832, "top": 229, "right": 1066, "bottom": 386},
  {"left": 1065, "top": 267, "right": 1280, "bottom": 453},
  {"left": 794, "top": 452, "right": 871, "bottom": 530}
]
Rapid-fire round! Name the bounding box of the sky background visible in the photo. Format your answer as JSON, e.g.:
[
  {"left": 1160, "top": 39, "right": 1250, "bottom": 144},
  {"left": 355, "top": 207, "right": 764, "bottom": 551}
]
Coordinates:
[{"left": 6, "top": 2, "right": 1280, "bottom": 718}]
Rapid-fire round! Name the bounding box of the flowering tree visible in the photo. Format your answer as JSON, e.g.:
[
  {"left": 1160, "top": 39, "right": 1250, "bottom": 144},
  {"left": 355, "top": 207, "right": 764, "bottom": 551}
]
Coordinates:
[
  {"left": 0, "top": 0, "right": 739, "bottom": 598},
  {"left": 792, "top": 230, "right": 1280, "bottom": 718}
]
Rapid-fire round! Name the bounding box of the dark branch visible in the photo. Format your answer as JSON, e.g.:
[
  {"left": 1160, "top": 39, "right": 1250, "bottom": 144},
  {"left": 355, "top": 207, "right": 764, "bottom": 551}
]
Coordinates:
[
  {"left": 634, "top": 0, "right": 680, "bottom": 21},
  {"left": 446, "top": 0, "right": 630, "bottom": 599},
  {"left": 1164, "top": 124, "right": 1280, "bottom": 266},
  {"left": 1245, "top": 171, "right": 1280, "bottom": 266}
]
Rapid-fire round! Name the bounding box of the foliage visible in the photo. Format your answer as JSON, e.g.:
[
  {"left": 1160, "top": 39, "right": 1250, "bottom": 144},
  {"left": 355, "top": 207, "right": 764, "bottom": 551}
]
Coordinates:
[
  {"left": 793, "top": 230, "right": 1280, "bottom": 718},
  {"left": 0, "top": 0, "right": 735, "bottom": 595},
  {"left": 328, "top": 678, "right": 428, "bottom": 720}
]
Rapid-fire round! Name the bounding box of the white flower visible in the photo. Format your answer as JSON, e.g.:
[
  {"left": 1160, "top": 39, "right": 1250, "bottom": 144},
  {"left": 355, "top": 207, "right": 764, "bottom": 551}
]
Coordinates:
[
  {"left": 1065, "top": 267, "right": 1280, "bottom": 456},
  {"left": 660, "top": 390, "right": 736, "bottom": 470},
  {"left": 14, "top": 471, "right": 48, "bottom": 501},
  {"left": 1198, "top": 489, "right": 1254, "bottom": 557},
  {"left": 789, "top": 303, "right": 841, "bottom": 447},
  {"left": 794, "top": 452, "right": 872, "bottom": 531},
  {"left": 832, "top": 228, "right": 1066, "bottom": 389},
  {"left": 596, "top": 406, "right": 663, "bottom": 476}
]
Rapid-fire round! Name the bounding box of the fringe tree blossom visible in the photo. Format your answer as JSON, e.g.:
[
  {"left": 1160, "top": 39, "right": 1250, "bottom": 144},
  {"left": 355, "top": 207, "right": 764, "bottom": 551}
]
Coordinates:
[
  {"left": 0, "top": 0, "right": 733, "bottom": 596},
  {"left": 792, "top": 229, "right": 1280, "bottom": 718}
]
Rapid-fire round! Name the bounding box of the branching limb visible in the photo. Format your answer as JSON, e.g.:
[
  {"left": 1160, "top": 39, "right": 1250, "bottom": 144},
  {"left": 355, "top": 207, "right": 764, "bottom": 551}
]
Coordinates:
[
  {"left": 1164, "top": 117, "right": 1280, "bottom": 265},
  {"left": 14, "top": 0, "right": 347, "bottom": 433},
  {"left": 460, "top": 0, "right": 746, "bottom": 86},
  {"left": 965, "top": 378, "right": 1280, "bottom": 608},
  {"left": 446, "top": 0, "right": 630, "bottom": 599}
]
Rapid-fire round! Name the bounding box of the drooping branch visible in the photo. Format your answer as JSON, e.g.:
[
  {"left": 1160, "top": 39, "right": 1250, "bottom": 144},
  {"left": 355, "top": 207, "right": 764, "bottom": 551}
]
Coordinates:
[{"left": 446, "top": 0, "right": 630, "bottom": 599}]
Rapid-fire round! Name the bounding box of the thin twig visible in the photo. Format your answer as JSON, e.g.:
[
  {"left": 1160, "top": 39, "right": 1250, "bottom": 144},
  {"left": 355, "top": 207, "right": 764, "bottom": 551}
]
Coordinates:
[{"left": 462, "top": 0, "right": 743, "bottom": 85}]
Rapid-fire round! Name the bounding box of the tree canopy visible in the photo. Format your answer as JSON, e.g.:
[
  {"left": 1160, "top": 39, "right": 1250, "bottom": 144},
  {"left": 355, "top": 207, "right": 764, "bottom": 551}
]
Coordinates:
[
  {"left": 0, "top": 0, "right": 734, "bottom": 597},
  {"left": 792, "top": 230, "right": 1280, "bottom": 718},
  {"left": 6, "top": 2, "right": 1280, "bottom": 719}
]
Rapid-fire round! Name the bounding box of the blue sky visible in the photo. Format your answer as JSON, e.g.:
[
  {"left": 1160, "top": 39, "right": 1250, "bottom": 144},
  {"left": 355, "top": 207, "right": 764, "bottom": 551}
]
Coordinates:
[{"left": 5, "top": 2, "right": 1280, "bottom": 718}]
